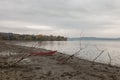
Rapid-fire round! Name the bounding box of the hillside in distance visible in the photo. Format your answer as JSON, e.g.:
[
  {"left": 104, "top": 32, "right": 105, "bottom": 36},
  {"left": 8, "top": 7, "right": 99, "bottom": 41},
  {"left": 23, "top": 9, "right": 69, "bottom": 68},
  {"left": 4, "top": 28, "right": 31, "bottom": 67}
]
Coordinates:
[{"left": 68, "top": 37, "right": 120, "bottom": 41}]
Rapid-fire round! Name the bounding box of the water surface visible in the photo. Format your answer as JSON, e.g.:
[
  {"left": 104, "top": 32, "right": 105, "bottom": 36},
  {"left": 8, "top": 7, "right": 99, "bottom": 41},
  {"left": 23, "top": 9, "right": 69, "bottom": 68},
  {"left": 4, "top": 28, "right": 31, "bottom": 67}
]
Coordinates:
[{"left": 15, "top": 40, "right": 120, "bottom": 66}]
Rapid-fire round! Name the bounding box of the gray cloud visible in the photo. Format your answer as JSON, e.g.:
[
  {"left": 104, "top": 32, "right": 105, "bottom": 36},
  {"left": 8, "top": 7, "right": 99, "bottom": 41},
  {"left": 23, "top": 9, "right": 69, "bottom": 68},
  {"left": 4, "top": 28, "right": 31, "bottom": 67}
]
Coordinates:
[{"left": 0, "top": 0, "right": 120, "bottom": 37}]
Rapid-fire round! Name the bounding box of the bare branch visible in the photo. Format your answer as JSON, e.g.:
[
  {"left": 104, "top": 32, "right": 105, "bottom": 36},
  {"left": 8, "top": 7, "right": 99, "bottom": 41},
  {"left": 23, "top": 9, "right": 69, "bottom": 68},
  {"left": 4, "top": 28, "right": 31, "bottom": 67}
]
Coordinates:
[
  {"left": 10, "top": 54, "right": 31, "bottom": 66},
  {"left": 11, "top": 41, "right": 42, "bottom": 66},
  {"left": 94, "top": 45, "right": 102, "bottom": 52},
  {"left": 107, "top": 51, "right": 112, "bottom": 66},
  {"left": 59, "top": 32, "right": 87, "bottom": 64},
  {"left": 92, "top": 49, "right": 105, "bottom": 64}
]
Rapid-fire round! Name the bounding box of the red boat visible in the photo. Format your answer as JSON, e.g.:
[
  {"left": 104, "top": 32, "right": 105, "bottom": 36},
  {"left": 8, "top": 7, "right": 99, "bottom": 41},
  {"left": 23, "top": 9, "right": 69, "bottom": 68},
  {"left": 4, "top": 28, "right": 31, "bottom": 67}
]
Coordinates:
[{"left": 30, "top": 51, "right": 57, "bottom": 56}]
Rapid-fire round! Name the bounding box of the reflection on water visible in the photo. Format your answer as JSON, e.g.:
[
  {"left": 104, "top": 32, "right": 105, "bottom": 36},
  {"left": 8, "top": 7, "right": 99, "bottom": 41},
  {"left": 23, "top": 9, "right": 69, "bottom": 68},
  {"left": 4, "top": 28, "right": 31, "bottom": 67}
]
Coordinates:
[{"left": 15, "top": 40, "right": 120, "bottom": 66}]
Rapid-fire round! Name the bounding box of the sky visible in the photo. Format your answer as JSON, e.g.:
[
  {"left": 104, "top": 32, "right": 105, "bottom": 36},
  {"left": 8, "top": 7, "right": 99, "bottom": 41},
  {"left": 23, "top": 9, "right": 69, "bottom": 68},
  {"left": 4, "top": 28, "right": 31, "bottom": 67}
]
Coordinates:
[{"left": 0, "top": 0, "right": 120, "bottom": 37}]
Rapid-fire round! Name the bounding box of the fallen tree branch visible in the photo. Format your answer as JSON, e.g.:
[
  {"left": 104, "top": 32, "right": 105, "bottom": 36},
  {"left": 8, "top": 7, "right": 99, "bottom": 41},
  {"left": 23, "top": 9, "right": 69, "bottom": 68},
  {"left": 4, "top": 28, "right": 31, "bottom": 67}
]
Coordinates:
[{"left": 92, "top": 49, "right": 105, "bottom": 64}]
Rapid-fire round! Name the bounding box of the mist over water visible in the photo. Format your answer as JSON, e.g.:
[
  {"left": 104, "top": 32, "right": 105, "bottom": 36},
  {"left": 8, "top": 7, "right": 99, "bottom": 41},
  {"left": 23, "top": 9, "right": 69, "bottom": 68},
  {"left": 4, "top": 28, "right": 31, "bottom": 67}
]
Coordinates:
[{"left": 15, "top": 40, "right": 120, "bottom": 66}]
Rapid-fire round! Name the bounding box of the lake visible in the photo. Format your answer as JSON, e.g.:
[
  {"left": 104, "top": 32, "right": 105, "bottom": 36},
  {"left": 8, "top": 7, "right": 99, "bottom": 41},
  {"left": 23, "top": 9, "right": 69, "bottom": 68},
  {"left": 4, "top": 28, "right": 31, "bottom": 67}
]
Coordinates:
[{"left": 15, "top": 40, "right": 120, "bottom": 66}]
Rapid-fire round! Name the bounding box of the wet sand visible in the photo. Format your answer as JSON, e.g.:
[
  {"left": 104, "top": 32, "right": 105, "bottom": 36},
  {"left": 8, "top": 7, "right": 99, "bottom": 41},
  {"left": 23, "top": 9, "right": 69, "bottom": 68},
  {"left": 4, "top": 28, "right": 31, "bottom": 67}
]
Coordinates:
[{"left": 0, "top": 41, "right": 120, "bottom": 80}]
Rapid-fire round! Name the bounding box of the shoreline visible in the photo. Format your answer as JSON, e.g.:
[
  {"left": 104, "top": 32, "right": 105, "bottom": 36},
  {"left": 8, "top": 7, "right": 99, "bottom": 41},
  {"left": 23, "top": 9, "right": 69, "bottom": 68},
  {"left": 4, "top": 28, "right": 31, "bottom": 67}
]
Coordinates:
[{"left": 0, "top": 41, "right": 120, "bottom": 80}]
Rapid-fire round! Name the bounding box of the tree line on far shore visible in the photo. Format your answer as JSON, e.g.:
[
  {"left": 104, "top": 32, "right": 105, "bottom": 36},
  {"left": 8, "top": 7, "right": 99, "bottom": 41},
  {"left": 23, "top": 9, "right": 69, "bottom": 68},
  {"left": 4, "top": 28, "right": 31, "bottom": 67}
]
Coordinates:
[{"left": 0, "top": 32, "right": 67, "bottom": 41}]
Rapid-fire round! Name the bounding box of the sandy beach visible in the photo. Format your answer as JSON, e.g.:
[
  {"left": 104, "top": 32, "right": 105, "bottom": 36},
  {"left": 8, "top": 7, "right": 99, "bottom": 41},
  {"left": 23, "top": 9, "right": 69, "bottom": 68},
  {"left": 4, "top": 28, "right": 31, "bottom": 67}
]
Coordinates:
[{"left": 0, "top": 41, "right": 120, "bottom": 80}]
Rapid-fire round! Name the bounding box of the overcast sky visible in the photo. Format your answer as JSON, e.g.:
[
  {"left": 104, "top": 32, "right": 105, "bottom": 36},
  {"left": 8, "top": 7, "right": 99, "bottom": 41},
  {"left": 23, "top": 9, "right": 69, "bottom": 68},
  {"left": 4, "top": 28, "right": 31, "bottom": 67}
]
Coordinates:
[{"left": 0, "top": 0, "right": 120, "bottom": 37}]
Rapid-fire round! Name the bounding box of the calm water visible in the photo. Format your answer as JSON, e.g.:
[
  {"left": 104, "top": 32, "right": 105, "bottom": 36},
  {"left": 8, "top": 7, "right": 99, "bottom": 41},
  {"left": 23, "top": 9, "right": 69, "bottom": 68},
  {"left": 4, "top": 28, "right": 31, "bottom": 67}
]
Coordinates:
[{"left": 15, "top": 40, "right": 120, "bottom": 66}]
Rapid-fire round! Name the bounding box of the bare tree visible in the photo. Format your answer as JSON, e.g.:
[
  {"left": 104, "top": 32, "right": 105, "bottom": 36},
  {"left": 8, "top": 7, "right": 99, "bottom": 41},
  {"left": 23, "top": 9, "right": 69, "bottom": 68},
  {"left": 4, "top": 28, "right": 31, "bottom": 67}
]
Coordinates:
[{"left": 58, "top": 33, "right": 88, "bottom": 64}]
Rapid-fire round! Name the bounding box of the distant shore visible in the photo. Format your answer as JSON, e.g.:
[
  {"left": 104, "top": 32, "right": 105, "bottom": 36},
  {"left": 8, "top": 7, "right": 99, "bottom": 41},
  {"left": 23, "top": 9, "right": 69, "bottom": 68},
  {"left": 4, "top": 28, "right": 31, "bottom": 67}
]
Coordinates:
[
  {"left": 68, "top": 37, "right": 120, "bottom": 41},
  {"left": 0, "top": 41, "right": 120, "bottom": 80}
]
